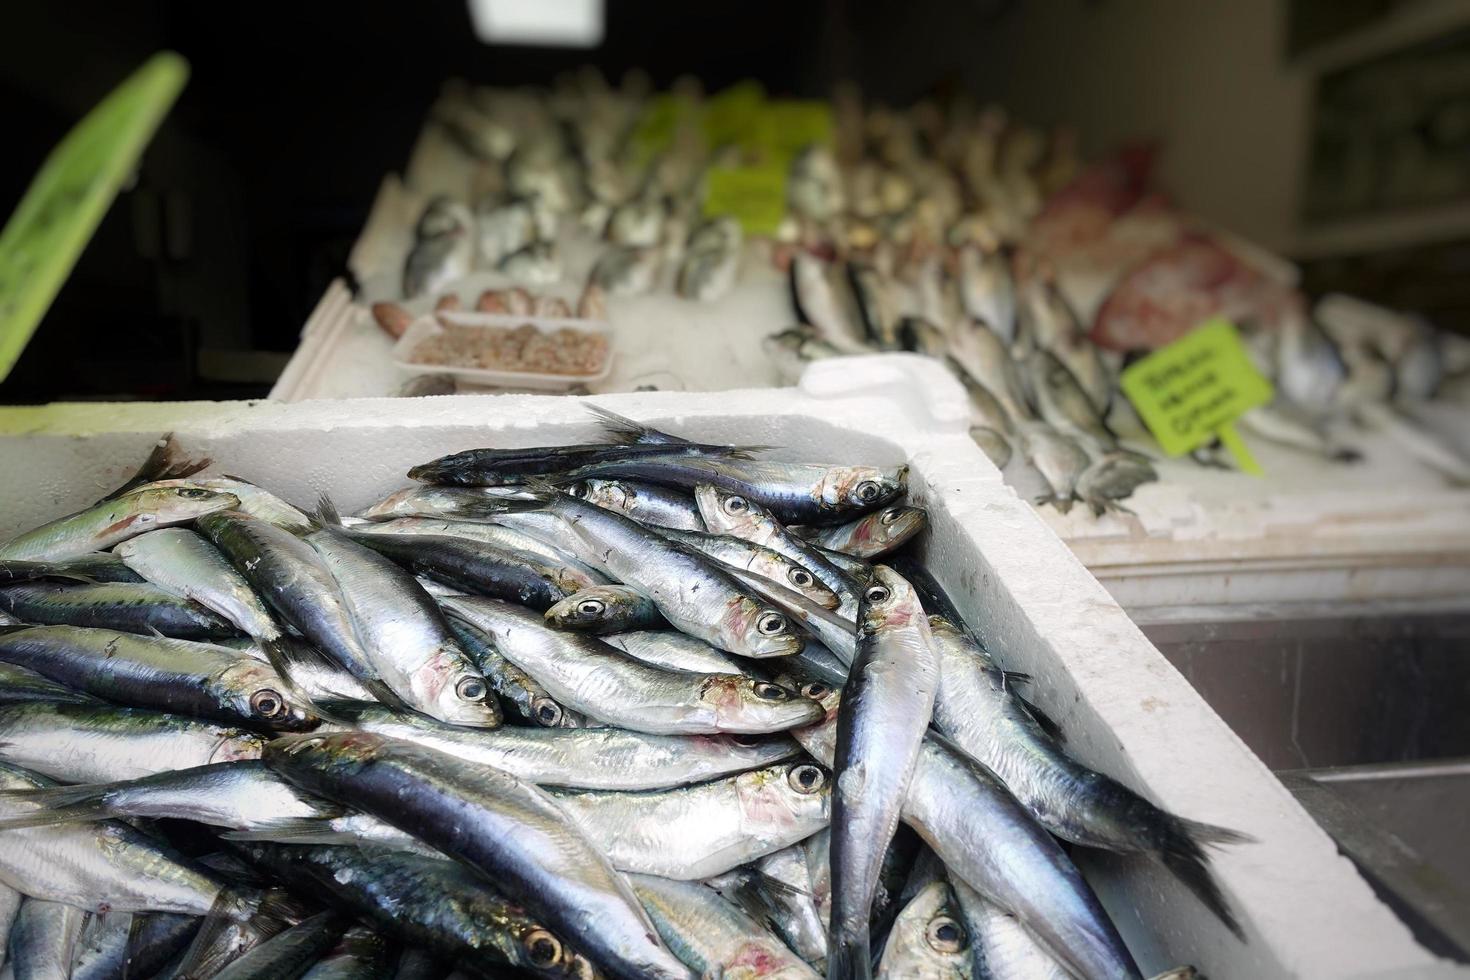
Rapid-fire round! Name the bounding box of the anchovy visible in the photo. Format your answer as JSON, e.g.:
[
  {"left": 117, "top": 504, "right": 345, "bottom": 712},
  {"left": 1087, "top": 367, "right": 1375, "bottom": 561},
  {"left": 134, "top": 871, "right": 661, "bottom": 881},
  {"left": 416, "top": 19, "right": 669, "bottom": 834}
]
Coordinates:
[
  {"left": 544, "top": 586, "right": 666, "bottom": 634},
  {"left": 0, "top": 625, "right": 317, "bottom": 731},
  {"left": 631, "top": 874, "right": 820, "bottom": 979},
  {"left": 875, "top": 881, "right": 972, "bottom": 979},
  {"left": 234, "top": 841, "right": 602, "bottom": 978},
  {"left": 795, "top": 506, "right": 927, "bottom": 559},
  {"left": 656, "top": 527, "right": 841, "bottom": 610},
  {"left": 0, "top": 702, "right": 263, "bottom": 784},
  {"left": 551, "top": 761, "right": 831, "bottom": 879},
  {"left": 114, "top": 529, "right": 281, "bottom": 641},
  {"left": 447, "top": 617, "right": 585, "bottom": 728},
  {"left": 569, "top": 479, "right": 705, "bottom": 531},
  {"left": 0, "top": 487, "right": 239, "bottom": 562},
  {"left": 441, "top": 597, "right": 817, "bottom": 734},
  {"left": 828, "top": 568, "right": 939, "bottom": 980},
  {"left": 0, "top": 581, "right": 239, "bottom": 640},
  {"left": 262, "top": 732, "right": 693, "bottom": 980}
]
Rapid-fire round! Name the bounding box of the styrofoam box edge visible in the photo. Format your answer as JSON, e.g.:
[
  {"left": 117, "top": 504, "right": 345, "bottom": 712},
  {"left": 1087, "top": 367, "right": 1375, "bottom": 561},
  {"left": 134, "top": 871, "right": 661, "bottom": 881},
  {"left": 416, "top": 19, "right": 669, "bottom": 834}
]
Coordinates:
[{"left": 0, "top": 355, "right": 1445, "bottom": 978}]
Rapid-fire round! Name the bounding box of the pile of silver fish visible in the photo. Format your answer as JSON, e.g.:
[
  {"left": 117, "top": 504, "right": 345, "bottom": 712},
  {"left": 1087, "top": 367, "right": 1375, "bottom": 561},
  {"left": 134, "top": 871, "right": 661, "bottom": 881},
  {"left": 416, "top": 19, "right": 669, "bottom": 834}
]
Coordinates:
[{"left": 0, "top": 409, "right": 1247, "bottom": 978}]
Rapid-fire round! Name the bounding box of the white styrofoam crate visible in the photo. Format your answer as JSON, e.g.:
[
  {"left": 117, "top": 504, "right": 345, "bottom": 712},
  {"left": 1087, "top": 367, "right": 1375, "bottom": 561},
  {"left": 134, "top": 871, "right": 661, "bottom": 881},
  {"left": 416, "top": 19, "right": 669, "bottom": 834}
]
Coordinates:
[{"left": 0, "top": 356, "right": 1448, "bottom": 978}]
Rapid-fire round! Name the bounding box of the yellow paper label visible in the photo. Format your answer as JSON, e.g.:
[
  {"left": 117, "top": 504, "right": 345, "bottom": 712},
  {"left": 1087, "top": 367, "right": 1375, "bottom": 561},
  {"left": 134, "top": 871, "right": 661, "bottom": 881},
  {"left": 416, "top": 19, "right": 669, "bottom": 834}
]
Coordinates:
[
  {"left": 1119, "top": 319, "right": 1274, "bottom": 459},
  {"left": 0, "top": 52, "right": 188, "bottom": 382},
  {"left": 703, "top": 166, "right": 787, "bottom": 236}
]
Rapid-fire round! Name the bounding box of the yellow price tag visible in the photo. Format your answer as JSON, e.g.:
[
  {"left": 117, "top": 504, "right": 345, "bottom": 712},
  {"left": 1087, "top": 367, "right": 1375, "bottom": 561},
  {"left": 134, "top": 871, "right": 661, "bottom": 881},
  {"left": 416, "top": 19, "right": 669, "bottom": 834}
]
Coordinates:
[
  {"left": 703, "top": 166, "right": 787, "bottom": 236},
  {"left": 1119, "top": 318, "right": 1274, "bottom": 474},
  {"left": 762, "top": 100, "right": 834, "bottom": 160},
  {"left": 701, "top": 81, "right": 766, "bottom": 151},
  {"left": 0, "top": 52, "right": 189, "bottom": 382}
]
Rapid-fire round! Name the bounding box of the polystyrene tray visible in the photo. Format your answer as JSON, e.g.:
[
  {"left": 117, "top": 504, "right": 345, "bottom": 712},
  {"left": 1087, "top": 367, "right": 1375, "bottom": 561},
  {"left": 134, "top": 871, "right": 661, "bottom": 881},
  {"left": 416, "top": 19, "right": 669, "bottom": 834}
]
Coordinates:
[
  {"left": 0, "top": 355, "right": 1449, "bottom": 978},
  {"left": 391, "top": 311, "right": 613, "bottom": 392}
]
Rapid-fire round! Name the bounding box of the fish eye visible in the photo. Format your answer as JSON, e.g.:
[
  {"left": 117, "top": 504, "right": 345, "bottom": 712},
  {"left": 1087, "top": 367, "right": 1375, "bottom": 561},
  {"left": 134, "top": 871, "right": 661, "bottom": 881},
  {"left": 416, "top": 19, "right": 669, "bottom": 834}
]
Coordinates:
[
  {"left": 856, "top": 481, "right": 881, "bottom": 502},
  {"left": 925, "top": 916, "right": 966, "bottom": 953},
  {"left": 730, "top": 733, "right": 763, "bottom": 747},
  {"left": 752, "top": 681, "right": 789, "bottom": 701},
  {"left": 250, "top": 689, "right": 286, "bottom": 718},
  {"left": 576, "top": 598, "right": 605, "bottom": 617},
  {"left": 880, "top": 507, "right": 902, "bottom": 525},
  {"left": 565, "top": 482, "right": 588, "bottom": 499},
  {"left": 788, "top": 568, "right": 814, "bottom": 588},
  {"left": 178, "top": 488, "right": 212, "bottom": 500},
  {"left": 800, "top": 681, "right": 829, "bottom": 700},
  {"left": 533, "top": 697, "right": 564, "bottom": 726},
  {"left": 722, "top": 495, "right": 749, "bottom": 515},
  {"left": 864, "top": 584, "right": 891, "bottom": 604},
  {"left": 787, "top": 764, "right": 826, "bottom": 793},
  {"left": 455, "top": 677, "right": 488, "bottom": 702},
  {"left": 524, "top": 929, "right": 562, "bottom": 966},
  {"left": 756, "top": 611, "right": 787, "bottom": 636}
]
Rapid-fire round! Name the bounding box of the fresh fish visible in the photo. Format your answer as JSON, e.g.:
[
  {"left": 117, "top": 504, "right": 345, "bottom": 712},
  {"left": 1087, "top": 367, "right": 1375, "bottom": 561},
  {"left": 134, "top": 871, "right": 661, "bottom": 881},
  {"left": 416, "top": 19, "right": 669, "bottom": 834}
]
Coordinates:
[
  {"left": 693, "top": 484, "right": 859, "bottom": 620},
  {"left": 447, "top": 617, "right": 585, "bottom": 728},
  {"left": 97, "top": 912, "right": 202, "bottom": 980},
  {"left": 0, "top": 487, "right": 239, "bottom": 562},
  {"left": 810, "top": 545, "right": 874, "bottom": 586},
  {"left": 298, "top": 926, "right": 389, "bottom": 980},
  {"left": 348, "top": 517, "right": 609, "bottom": 585},
  {"left": 765, "top": 327, "right": 842, "bottom": 385},
  {"left": 252, "top": 639, "right": 375, "bottom": 704},
  {"left": 0, "top": 555, "right": 142, "bottom": 586},
  {"left": 336, "top": 528, "right": 587, "bottom": 610},
  {"left": 0, "top": 702, "right": 263, "bottom": 784},
  {"left": 1075, "top": 453, "right": 1158, "bottom": 516},
  {"left": 551, "top": 761, "right": 831, "bottom": 879},
  {"left": 8, "top": 898, "right": 85, "bottom": 980},
  {"left": 828, "top": 568, "right": 939, "bottom": 980},
  {"left": 403, "top": 199, "right": 473, "bottom": 299},
  {"left": 475, "top": 197, "right": 538, "bottom": 267},
  {"left": 677, "top": 236, "right": 742, "bottom": 302},
  {"left": 263, "top": 732, "right": 693, "bottom": 980},
  {"left": 356, "top": 486, "right": 534, "bottom": 520},
  {"left": 198, "top": 511, "right": 398, "bottom": 704},
  {"left": 1049, "top": 331, "right": 1113, "bottom": 418},
  {"left": 440, "top": 597, "right": 816, "bottom": 733},
  {"left": 0, "top": 762, "right": 237, "bottom": 916},
  {"left": 591, "top": 245, "right": 661, "bottom": 296},
  {"left": 948, "top": 320, "right": 1031, "bottom": 423},
  {"left": 305, "top": 515, "right": 498, "bottom": 727},
  {"left": 114, "top": 529, "right": 281, "bottom": 641},
  {"left": 795, "top": 506, "right": 926, "bottom": 560},
  {"left": 235, "top": 842, "right": 600, "bottom": 978},
  {"left": 950, "top": 880, "right": 1068, "bottom": 980},
  {"left": 1275, "top": 307, "right": 1345, "bottom": 415},
  {"left": 630, "top": 874, "right": 820, "bottom": 979},
  {"left": 68, "top": 910, "right": 136, "bottom": 980},
  {"left": 568, "top": 479, "right": 705, "bottom": 531},
  {"left": 720, "top": 564, "right": 857, "bottom": 666},
  {"left": 1236, "top": 403, "right": 1355, "bottom": 461},
  {"left": 957, "top": 245, "right": 1015, "bottom": 344},
  {"left": 790, "top": 252, "right": 869, "bottom": 354},
  {"left": 1018, "top": 422, "right": 1088, "bottom": 513},
  {"left": 0, "top": 626, "right": 317, "bottom": 731},
  {"left": 928, "top": 616, "right": 1248, "bottom": 937},
  {"left": 499, "top": 241, "right": 562, "bottom": 286},
  {"left": 0, "top": 661, "right": 100, "bottom": 706},
  {"left": 600, "top": 630, "right": 744, "bottom": 675},
  {"left": 898, "top": 316, "right": 949, "bottom": 357},
  {"left": 0, "top": 885, "right": 21, "bottom": 964},
  {"left": 1025, "top": 348, "right": 1120, "bottom": 452},
  {"left": 706, "top": 844, "right": 829, "bottom": 967},
  {"left": 327, "top": 701, "right": 798, "bottom": 790},
  {"left": 1015, "top": 277, "right": 1082, "bottom": 356},
  {"left": 875, "top": 882, "right": 971, "bottom": 979},
  {"left": 846, "top": 263, "right": 901, "bottom": 350},
  {"left": 544, "top": 586, "right": 665, "bottom": 634},
  {"left": 466, "top": 491, "right": 803, "bottom": 657},
  {"left": 142, "top": 477, "right": 313, "bottom": 533},
  {"left": 211, "top": 910, "right": 348, "bottom": 980},
  {"left": 657, "top": 527, "right": 840, "bottom": 609},
  {"left": 0, "top": 581, "right": 239, "bottom": 640}
]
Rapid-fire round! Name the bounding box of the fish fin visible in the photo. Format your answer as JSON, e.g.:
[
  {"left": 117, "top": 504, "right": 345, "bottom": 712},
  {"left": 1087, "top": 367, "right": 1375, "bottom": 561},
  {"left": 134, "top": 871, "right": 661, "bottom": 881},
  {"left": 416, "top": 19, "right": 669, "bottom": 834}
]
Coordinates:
[
  {"left": 100, "top": 433, "right": 213, "bottom": 502},
  {"left": 219, "top": 820, "right": 363, "bottom": 846},
  {"left": 827, "top": 933, "right": 873, "bottom": 980},
  {"left": 0, "top": 784, "right": 110, "bottom": 828},
  {"left": 172, "top": 889, "right": 262, "bottom": 979},
  {"left": 312, "top": 495, "right": 344, "bottom": 528},
  {"left": 1000, "top": 669, "right": 1031, "bottom": 686},
  {"left": 144, "top": 625, "right": 168, "bottom": 640},
  {"left": 1151, "top": 815, "right": 1255, "bottom": 940},
  {"left": 585, "top": 404, "right": 691, "bottom": 446},
  {"left": 356, "top": 676, "right": 418, "bottom": 716},
  {"left": 1013, "top": 692, "right": 1067, "bottom": 745}
]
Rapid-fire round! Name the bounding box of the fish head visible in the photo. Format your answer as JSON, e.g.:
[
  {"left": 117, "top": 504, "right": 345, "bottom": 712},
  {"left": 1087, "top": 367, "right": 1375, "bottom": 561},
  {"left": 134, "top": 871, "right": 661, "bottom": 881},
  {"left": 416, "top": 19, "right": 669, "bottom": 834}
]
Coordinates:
[
  {"left": 856, "top": 565, "right": 922, "bottom": 637},
  {"left": 570, "top": 479, "right": 631, "bottom": 513},
  {"left": 775, "top": 669, "right": 841, "bottom": 763},
  {"left": 723, "top": 596, "right": 802, "bottom": 658},
  {"left": 693, "top": 484, "right": 769, "bottom": 538},
  {"left": 735, "top": 762, "right": 832, "bottom": 833},
  {"left": 510, "top": 921, "right": 602, "bottom": 979},
  {"left": 882, "top": 882, "right": 970, "bottom": 975},
  {"left": 416, "top": 644, "right": 502, "bottom": 728},
  {"left": 853, "top": 505, "right": 928, "bottom": 553},
  {"left": 701, "top": 675, "right": 822, "bottom": 733},
  {"left": 765, "top": 555, "right": 840, "bottom": 610},
  {"left": 544, "top": 586, "right": 636, "bottom": 630},
  {"left": 211, "top": 659, "right": 320, "bottom": 731},
  {"left": 359, "top": 488, "right": 417, "bottom": 519},
  {"left": 818, "top": 465, "right": 908, "bottom": 515},
  {"left": 115, "top": 487, "right": 240, "bottom": 536},
  {"left": 208, "top": 730, "right": 268, "bottom": 764}
]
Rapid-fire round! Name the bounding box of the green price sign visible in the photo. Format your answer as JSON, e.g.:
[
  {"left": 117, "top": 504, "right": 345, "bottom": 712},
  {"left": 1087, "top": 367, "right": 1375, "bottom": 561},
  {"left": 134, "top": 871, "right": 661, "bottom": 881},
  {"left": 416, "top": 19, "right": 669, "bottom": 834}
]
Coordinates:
[
  {"left": 703, "top": 166, "right": 787, "bottom": 236},
  {"left": 0, "top": 52, "right": 189, "bottom": 382},
  {"left": 1119, "top": 318, "right": 1274, "bottom": 474}
]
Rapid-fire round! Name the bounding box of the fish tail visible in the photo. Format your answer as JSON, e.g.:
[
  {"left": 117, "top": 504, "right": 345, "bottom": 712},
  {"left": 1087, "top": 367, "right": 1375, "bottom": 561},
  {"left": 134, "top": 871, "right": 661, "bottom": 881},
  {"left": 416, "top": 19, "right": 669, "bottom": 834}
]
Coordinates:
[
  {"left": 0, "top": 784, "right": 112, "bottom": 828},
  {"left": 311, "top": 494, "right": 344, "bottom": 528},
  {"left": 99, "top": 433, "right": 212, "bottom": 501},
  {"left": 825, "top": 934, "right": 873, "bottom": 980},
  {"left": 1151, "top": 813, "right": 1254, "bottom": 940}
]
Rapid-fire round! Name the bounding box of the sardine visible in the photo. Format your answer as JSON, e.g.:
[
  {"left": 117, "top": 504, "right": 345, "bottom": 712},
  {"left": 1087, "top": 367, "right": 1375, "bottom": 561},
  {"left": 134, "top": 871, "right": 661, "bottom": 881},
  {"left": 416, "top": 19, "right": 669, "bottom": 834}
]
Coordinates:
[
  {"left": 448, "top": 617, "right": 585, "bottom": 728},
  {"left": 142, "top": 477, "right": 313, "bottom": 533},
  {"left": 656, "top": 527, "right": 841, "bottom": 609},
  {"left": 499, "top": 241, "right": 562, "bottom": 286},
  {"left": 356, "top": 486, "right": 535, "bottom": 520},
  {"left": 263, "top": 732, "right": 693, "bottom": 980},
  {"left": 957, "top": 245, "right": 1015, "bottom": 344},
  {"left": 568, "top": 479, "right": 705, "bottom": 531},
  {"left": 948, "top": 320, "right": 1031, "bottom": 424},
  {"left": 403, "top": 200, "right": 474, "bottom": 299},
  {"left": 630, "top": 874, "right": 819, "bottom": 979},
  {"left": 0, "top": 661, "right": 99, "bottom": 707},
  {"left": 0, "top": 487, "right": 239, "bottom": 562},
  {"left": 875, "top": 881, "right": 971, "bottom": 979},
  {"left": 0, "top": 581, "right": 239, "bottom": 640},
  {"left": 551, "top": 761, "right": 831, "bottom": 879},
  {"left": 789, "top": 252, "right": 869, "bottom": 354},
  {"left": 114, "top": 529, "right": 281, "bottom": 641},
  {"left": 544, "top": 586, "right": 665, "bottom": 634},
  {"left": 349, "top": 517, "right": 609, "bottom": 585},
  {"left": 846, "top": 262, "right": 901, "bottom": 350},
  {"left": 8, "top": 898, "right": 85, "bottom": 980},
  {"left": 591, "top": 245, "right": 661, "bottom": 297},
  {"left": 794, "top": 506, "right": 927, "bottom": 560},
  {"left": 600, "top": 630, "right": 744, "bottom": 675},
  {"left": 297, "top": 925, "right": 388, "bottom": 980},
  {"left": 709, "top": 842, "right": 829, "bottom": 968},
  {"left": 950, "top": 880, "right": 1068, "bottom": 980},
  {"left": 0, "top": 554, "right": 141, "bottom": 586},
  {"left": 210, "top": 910, "right": 348, "bottom": 980},
  {"left": 1017, "top": 422, "right": 1088, "bottom": 513}
]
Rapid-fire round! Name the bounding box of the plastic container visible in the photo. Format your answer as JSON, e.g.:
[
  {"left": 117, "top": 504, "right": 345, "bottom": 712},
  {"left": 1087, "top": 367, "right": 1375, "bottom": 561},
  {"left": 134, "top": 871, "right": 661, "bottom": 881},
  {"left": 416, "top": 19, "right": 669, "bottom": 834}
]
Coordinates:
[
  {"left": 0, "top": 355, "right": 1448, "bottom": 978},
  {"left": 391, "top": 310, "right": 613, "bottom": 392}
]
